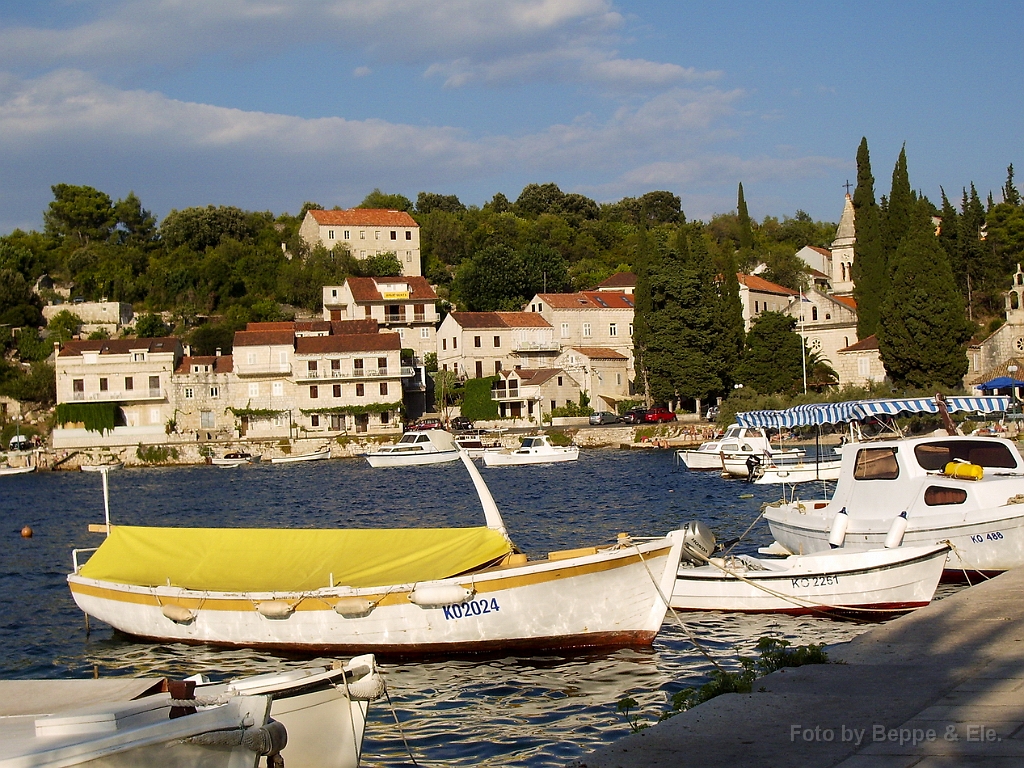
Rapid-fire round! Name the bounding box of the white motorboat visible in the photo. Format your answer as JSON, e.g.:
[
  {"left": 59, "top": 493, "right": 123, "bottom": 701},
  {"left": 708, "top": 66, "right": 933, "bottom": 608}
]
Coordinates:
[
  {"left": 0, "top": 464, "right": 35, "bottom": 476},
  {"left": 212, "top": 451, "right": 261, "bottom": 467},
  {"left": 719, "top": 451, "right": 842, "bottom": 483},
  {"left": 743, "top": 396, "right": 1020, "bottom": 576},
  {"left": 453, "top": 431, "right": 504, "bottom": 459},
  {"left": 481, "top": 434, "right": 579, "bottom": 466},
  {"left": 676, "top": 424, "right": 803, "bottom": 471},
  {"left": 365, "top": 429, "right": 461, "bottom": 467},
  {"left": 67, "top": 454, "right": 685, "bottom": 654},
  {"left": 0, "top": 687, "right": 280, "bottom": 768},
  {"left": 670, "top": 522, "right": 948, "bottom": 615},
  {"left": 270, "top": 448, "right": 331, "bottom": 464}
]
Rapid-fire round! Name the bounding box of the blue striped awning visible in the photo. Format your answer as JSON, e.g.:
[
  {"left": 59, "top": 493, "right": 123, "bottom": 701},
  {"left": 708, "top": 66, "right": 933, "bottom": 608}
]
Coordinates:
[{"left": 736, "top": 397, "right": 1010, "bottom": 429}]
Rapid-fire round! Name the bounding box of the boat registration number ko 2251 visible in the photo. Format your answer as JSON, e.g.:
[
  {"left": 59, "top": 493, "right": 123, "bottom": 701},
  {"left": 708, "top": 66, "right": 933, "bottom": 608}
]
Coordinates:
[
  {"left": 442, "top": 598, "right": 500, "bottom": 620},
  {"left": 790, "top": 575, "right": 839, "bottom": 588},
  {"left": 970, "top": 531, "right": 1004, "bottom": 544}
]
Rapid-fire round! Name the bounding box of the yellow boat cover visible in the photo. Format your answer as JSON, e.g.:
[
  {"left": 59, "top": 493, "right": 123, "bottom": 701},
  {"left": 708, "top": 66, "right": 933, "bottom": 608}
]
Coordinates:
[{"left": 79, "top": 525, "right": 513, "bottom": 593}]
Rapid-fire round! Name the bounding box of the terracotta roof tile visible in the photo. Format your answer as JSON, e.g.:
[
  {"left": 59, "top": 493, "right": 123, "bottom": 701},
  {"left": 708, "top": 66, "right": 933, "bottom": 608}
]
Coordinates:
[
  {"left": 839, "top": 334, "right": 879, "bottom": 352},
  {"left": 59, "top": 337, "right": 181, "bottom": 357},
  {"left": 245, "top": 322, "right": 295, "bottom": 331},
  {"left": 596, "top": 272, "right": 636, "bottom": 289},
  {"left": 450, "top": 312, "right": 552, "bottom": 329},
  {"left": 833, "top": 295, "right": 857, "bottom": 311},
  {"left": 807, "top": 246, "right": 831, "bottom": 257},
  {"left": 233, "top": 330, "right": 296, "bottom": 347},
  {"left": 308, "top": 209, "right": 418, "bottom": 228},
  {"left": 331, "top": 319, "right": 379, "bottom": 335},
  {"left": 346, "top": 276, "right": 437, "bottom": 303},
  {"left": 174, "top": 355, "right": 234, "bottom": 374},
  {"left": 737, "top": 273, "right": 799, "bottom": 296},
  {"left": 514, "top": 368, "right": 566, "bottom": 386},
  {"left": 536, "top": 292, "right": 635, "bottom": 309},
  {"left": 295, "top": 334, "right": 401, "bottom": 355}
]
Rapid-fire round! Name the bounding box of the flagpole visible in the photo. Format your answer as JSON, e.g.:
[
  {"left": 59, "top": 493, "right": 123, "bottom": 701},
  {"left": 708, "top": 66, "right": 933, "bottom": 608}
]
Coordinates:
[{"left": 800, "top": 289, "right": 807, "bottom": 394}]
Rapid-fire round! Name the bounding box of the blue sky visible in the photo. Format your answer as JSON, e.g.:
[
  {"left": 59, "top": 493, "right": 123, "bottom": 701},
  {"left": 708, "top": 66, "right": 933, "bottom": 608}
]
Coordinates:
[{"left": 1, "top": 1, "right": 1021, "bottom": 234}]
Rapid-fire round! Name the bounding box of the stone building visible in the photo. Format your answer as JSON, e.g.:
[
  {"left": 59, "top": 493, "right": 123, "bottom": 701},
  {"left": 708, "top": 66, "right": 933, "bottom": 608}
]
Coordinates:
[
  {"left": 436, "top": 312, "right": 558, "bottom": 378},
  {"left": 298, "top": 209, "right": 421, "bottom": 276}
]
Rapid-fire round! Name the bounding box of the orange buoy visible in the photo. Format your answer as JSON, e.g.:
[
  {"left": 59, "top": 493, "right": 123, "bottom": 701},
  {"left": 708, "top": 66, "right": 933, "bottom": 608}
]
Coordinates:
[{"left": 21, "top": 525, "right": 33, "bottom": 538}]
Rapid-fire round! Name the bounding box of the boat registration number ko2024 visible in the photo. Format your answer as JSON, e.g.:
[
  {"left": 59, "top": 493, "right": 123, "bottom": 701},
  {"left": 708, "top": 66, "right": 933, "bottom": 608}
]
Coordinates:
[
  {"left": 442, "top": 597, "right": 501, "bottom": 620},
  {"left": 790, "top": 575, "right": 839, "bottom": 588}
]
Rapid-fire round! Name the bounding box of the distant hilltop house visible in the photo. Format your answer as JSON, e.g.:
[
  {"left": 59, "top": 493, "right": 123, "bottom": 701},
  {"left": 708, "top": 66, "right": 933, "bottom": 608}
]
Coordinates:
[
  {"left": 298, "top": 208, "right": 421, "bottom": 277},
  {"left": 42, "top": 301, "right": 134, "bottom": 337}
]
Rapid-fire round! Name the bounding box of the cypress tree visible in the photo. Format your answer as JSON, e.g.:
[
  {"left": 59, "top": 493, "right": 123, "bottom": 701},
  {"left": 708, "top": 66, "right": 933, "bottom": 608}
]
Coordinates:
[
  {"left": 883, "top": 145, "right": 915, "bottom": 265},
  {"left": 713, "top": 240, "right": 745, "bottom": 389},
  {"left": 850, "top": 138, "right": 886, "bottom": 339},
  {"left": 735, "top": 312, "right": 804, "bottom": 394},
  {"left": 631, "top": 216, "right": 655, "bottom": 402},
  {"left": 737, "top": 183, "right": 753, "bottom": 252},
  {"left": 877, "top": 204, "right": 970, "bottom": 389},
  {"left": 937, "top": 188, "right": 965, "bottom": 303}
]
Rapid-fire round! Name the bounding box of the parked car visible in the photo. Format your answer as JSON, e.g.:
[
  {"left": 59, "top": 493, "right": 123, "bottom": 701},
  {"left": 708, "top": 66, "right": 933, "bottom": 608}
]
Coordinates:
[
  {"left": 621, "top": 407, "right": 648, "bottom": 425},
  {"left": 8, "top": 435, "right": 31, "bottom": 451},
  {"left": 588, "top": 411, "right": 620, "bottom": 425},
  {"left": 449, "top": 416, "right": 474, "bottom": 431},
  {"left": 408, "top": 417, "right": 445, "bottom": 431},
  {"left": 643, "top": 406, "right": 677, "bottom": 423}
]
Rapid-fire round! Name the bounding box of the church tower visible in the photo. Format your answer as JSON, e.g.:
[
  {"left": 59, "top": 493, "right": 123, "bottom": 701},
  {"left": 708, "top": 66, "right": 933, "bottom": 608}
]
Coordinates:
[
  {"left": 830, "top": 194, "right": 856, "bottom": 296},
  {"left": 1007, "top": 264, "right": 1024, "bottom": 325}
]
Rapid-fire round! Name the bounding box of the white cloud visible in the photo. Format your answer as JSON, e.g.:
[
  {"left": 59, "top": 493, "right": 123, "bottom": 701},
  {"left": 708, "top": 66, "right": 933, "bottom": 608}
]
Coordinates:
[
  {"left": 353, "top": 66, "right": 372, "bottom": 78},
  {"left": 0, "top": 0, "right": 712, "bottom": 91}
]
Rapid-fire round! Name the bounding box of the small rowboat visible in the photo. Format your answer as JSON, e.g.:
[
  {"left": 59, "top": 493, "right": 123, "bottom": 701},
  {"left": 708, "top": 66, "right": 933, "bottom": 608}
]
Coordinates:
[{"left": 270, "top": 448, "right": 331, "bottom": 464}]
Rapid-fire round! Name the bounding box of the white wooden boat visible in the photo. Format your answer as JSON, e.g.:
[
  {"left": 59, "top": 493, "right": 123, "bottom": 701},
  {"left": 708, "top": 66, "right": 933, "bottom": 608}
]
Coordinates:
[
  {"left": 481, "top": 434, "right": 579, "bottom": 466},
  {"left": 676, "top": 424, "right": 803, "bottom": 470},
  {"left": 671, "top": 524, "right": 948, "bottom": 615},
  {"left": 0, "top": 465, "right": 35, "bottom": 476},
  {"left": 212, "top": 451, "right": 261, "bottom": 467},
  {"left": 365, "top": 429, "right": 461, "bottom": 467},
  {"left": 270, "top": 448, "right": 331, "bottom": 464},
  {"left": 719, "top": 452, "right": 842, "bottom": 483},
  {"left": 0, "top": 657, "right": 381, "bottom": 768},
  {"left": 740, "top": 397, "right": 1020, "bottom": 576},
  {"left": 0, "top": 688, "right": 279, "bottom": 768},
  {"left": 80, "top": 462, "right": 123, "bottom": 472},
  {"left": 68, "top": 454, "right": 685, "bottom": 654}
]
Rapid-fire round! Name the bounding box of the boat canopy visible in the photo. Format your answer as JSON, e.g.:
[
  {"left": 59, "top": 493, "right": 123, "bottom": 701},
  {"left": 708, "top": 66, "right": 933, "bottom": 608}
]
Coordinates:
[
  {"left": 79, "top": 525, "right": 513, "bottom": 592},
  {"left": 736, "top": 396, "right": 1010, "bottom": 429}
]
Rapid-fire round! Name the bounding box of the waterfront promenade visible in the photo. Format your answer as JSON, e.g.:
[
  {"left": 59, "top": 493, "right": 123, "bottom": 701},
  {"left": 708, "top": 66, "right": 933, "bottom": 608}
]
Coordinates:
[{"left": 580, "top": 566, "right": 1024, "bottom": 767}]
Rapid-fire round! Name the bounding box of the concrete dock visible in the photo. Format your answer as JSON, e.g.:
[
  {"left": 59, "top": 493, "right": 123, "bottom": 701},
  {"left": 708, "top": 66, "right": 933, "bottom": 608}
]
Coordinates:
[{"left": 579, "top": 568, "right": 1024, "bottom": 767}]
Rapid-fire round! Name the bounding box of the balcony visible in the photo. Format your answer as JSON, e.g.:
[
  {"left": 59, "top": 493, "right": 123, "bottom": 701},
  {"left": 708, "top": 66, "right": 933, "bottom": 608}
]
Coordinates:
[
  {"left": 295, "top": 368, "right": 393, "bottom": 382},
  {"left": 72, "top": 389, "right": 164, "bottom": 403},
  {"left": 491, "top": 387, "right": 520, "bottom": 401},
  {"left": 383, "top": 313, "right": 406, "bottom": 324},
  {"left": 514, "top": 340, "right": 560, "bottom": 352}
]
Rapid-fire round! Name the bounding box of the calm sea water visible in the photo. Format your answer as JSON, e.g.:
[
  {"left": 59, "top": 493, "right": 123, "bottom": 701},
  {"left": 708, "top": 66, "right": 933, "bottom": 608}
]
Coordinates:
[{"left": 3, "top": 449, "right": 886, "bottom": 766}]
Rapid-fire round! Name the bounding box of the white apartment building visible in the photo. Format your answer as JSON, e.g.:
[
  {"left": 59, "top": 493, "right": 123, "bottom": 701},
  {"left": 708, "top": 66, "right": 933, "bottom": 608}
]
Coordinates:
[
  {"left": 299, "top": 209, "right": 421, "bottom": 277},
  {"left": 737, "top": 273, "right": 798, "bottom": 331},
  {"left": 322, "top": 276, "right": 438, "bottom": 361},
  {"left": 526, "top": 292, "right": 635, "bottom": 375},
  {"left": 555, "top": 347, "right": 631, "bottom": 411},
  {"left": 436, "top": 312, "right": 558, "bottom": 378},
  {"left": 53, "top": 337, "right": 183, "bottom": 448}
]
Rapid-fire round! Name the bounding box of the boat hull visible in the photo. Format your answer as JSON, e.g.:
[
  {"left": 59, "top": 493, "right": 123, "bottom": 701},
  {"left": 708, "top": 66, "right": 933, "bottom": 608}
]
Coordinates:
[
  {"left": 364, "top": 449, "right": 461, "bottom": 467},
  {"left": 676, "top": 450, "right": 724, "bottom": 470},
  {"left": 271, "top": 450, "right": 330, "bottom": 464},
  {"left": 481, "top": 447, "right": 579, "bottom": 466},
  {"left": 765, "top": 504, "right": 1024, "bottom": 575},
  {"left": 0, "top": 465, "right": 35, "bottom": 475},
  {"left": 670, "top": 544, "right": 947, "bottom": 615},
  {"left": 68, "top": 533, "right": 683, "bottom": 655},
  {"left": 751, "top": 459, "right": 842, "bottom": 484}
]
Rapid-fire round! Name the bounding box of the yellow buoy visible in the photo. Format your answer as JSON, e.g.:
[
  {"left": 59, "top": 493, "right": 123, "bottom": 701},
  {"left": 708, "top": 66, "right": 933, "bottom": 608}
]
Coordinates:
[{"left": 21, "top": 526, "right": 33, "bottom": 538}]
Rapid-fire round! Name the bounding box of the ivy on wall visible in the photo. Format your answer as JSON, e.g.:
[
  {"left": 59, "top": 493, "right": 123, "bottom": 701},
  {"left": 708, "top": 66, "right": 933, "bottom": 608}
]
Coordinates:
[{"left": 55, "top": 402, "right": 118, "bottom": 434}]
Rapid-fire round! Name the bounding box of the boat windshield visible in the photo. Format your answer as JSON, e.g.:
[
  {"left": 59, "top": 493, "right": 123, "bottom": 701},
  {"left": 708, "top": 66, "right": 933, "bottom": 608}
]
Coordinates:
[
  {"left": 723, "top": 426, "right": 740, "bottom": 439},
  {"left": 398, "top": 434, "right": 419, "bottom": 444},
  {"left": 521, "top": 438, "right": 537, "bottom": 448},
  {"left": 913, "top": 440, "right": 1019, "bottom": 470}
]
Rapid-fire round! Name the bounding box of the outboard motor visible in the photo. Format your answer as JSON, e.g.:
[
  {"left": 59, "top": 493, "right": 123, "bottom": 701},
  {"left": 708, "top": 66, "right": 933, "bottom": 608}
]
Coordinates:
[{"left": 680, "top": 521, "right": 716, "bottom": 563}]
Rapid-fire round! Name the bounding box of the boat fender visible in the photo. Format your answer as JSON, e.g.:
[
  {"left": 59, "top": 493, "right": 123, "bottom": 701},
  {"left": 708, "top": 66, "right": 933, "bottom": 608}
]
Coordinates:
[
  {"left": 884, "top": 511, "right": 909, "bottom": 549},
  {"left": 161, "top": 603, "right": 196, "bottom": 625},
  {"left": 827, "top": 507, "right": 849, "bottom": 548},
  {"left": 408, "top": 583, "right": 474, "bottom": 607},
  {"left": 346, "top": 670, "right": 386, "bottom": 701},
  {"left": 333, "top": 597, "right": 375, "bottom": 618},
  {"left": 257, "top": 600, "right": 296, "bottom": 619},
  {"left": 943, "top": 461, "right": 983, "bottom": 481},
  {"left": 680, "top": 521, "right": 716, "bottom": 563}
]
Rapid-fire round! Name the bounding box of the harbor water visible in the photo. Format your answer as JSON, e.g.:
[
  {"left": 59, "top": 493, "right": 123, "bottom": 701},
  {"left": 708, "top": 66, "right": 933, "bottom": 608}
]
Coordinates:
[{"left": 4, "top": 448, "right": 889, "bottom": 766}]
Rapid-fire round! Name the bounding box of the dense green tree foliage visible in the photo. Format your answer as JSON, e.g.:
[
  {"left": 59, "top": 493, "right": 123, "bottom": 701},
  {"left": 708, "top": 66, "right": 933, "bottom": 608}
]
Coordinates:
[
  {"left": 878, "top": 206, "right": 971, "bottom": 389},
  {"left": 735, "top": 312, "right": 804, "bottom": 395},
  {"left": 851, "top": 138, "right": 886, "bottom": 339}
]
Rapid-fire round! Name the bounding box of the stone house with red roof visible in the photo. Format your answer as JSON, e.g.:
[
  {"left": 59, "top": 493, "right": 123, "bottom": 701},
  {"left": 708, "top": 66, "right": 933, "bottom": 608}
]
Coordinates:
[
  {"left": 737, "top": 273, "right": 799, "bottom": 331},
  {"left": 299, "top": 209, "right": 421, "bottom": 276},
  {"left": 834, "top": 335, "right": 886, "bottom": 387},
  {"left": 526, "top": 291, "right": 636, "bottom": 375},
  {"left": 322, "top": 276, "right": 438, "bottom": 361},
  {"left": 490, "top": 368, "right": 581, "bottom": 422},
  {"left": 554, "top": 347, "right": 631, "bottom": 412},
  {"left": 436, "top": 311, "right": 558, "bottom": 378}
]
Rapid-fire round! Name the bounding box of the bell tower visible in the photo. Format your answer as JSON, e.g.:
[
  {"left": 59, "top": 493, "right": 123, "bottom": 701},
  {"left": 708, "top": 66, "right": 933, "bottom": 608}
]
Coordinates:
[{"left": 1007, "top": 264, "right": 1024, "bottom": 324}]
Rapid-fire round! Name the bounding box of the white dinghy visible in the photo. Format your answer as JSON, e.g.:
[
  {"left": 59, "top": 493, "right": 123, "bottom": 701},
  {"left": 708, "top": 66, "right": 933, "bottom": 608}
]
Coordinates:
[
  {"left": 670, "top": 522, "right": 948, "bottom": 616},
  {"left": 68, "top": 454, "right": 685, "bottom": 655}
]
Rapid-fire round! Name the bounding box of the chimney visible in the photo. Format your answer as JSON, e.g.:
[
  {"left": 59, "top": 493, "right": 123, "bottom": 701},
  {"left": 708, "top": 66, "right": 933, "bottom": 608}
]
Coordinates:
[{"left": 215, "top": 348, "right": 222, "bottom": 357}]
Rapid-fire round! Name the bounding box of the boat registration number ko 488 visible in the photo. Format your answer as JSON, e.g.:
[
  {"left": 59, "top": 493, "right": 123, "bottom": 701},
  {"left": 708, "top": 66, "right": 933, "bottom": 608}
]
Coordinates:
[
  {"left": 442, "top": 598, "right": 500, "bottom": 620},
  {"left": 970, "top": 531, "right": 1004, "bottom": 544},
  {"left": 790, "top": 575, "right": 839, "bottom": 588}
]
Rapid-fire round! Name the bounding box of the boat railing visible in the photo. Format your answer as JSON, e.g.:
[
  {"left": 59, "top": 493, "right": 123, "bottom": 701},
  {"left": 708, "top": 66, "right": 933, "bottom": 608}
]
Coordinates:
[{"left": 71, "top": 547, "right": 101, "bottom": 574}]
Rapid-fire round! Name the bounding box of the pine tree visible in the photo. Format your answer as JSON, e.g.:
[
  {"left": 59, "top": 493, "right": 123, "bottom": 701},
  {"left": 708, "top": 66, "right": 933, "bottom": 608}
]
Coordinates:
[
  {"left": 877, "top": 204, "right": 970, "bottom": 389},
  {"left": 850, "top": 138, "right": 886, "bottom": 339}
]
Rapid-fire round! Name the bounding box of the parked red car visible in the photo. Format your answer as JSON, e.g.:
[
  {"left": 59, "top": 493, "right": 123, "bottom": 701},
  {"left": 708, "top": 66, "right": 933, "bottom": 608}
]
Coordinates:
[
  {"left": 643, "top": 406, "right": 677, "bottom": 423},
  {"left": 408, "top": 417, "right": 445, "bottom": 431}
]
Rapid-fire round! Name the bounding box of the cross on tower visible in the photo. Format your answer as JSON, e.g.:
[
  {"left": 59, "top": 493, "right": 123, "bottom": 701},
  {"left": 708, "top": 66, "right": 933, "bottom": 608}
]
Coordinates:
[{"left": 843, "top": 180, "right": 853, "bottom": 195}]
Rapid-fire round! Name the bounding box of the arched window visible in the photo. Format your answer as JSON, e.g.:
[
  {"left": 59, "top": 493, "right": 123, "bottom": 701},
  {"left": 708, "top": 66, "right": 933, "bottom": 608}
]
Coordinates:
[{"left": 812, "top": 306, "right": 818, "bottom": 321}]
